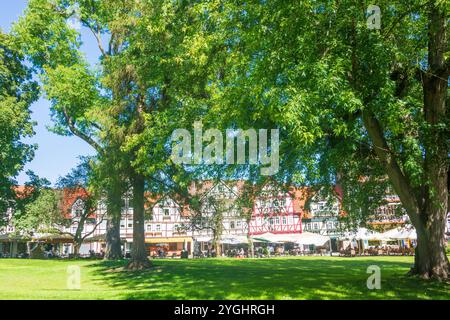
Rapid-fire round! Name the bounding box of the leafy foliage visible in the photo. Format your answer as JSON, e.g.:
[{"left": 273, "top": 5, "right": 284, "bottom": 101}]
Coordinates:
[{"left": 0, "top": 31, "right": 38, "bottom": 219}]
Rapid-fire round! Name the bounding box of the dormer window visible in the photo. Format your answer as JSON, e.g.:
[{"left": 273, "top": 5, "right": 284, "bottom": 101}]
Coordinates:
[
  {"left": 318, "top": 202, "right": 326, "bottom": 211},
  {"left": 273, "top": 199, "right": 279, "bottom": 207},
  {"left": 72, "top": 199, "right": 85, "bottom": 218}
]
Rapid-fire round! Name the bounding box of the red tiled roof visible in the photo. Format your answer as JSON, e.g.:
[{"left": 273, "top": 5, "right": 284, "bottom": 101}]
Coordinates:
[{"left": 12, "top": 185, "right": 35, "bottom": 199}]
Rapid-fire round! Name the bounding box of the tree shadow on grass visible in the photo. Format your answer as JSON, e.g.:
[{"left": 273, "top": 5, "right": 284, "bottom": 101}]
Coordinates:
[{"left": 87, "top": 257, "right": 449, "bottom": 300}]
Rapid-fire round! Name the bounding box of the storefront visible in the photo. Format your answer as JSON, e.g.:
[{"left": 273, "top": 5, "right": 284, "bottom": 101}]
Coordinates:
[{"left": 145, "top": 237, "right": 193, "bottom": 258}]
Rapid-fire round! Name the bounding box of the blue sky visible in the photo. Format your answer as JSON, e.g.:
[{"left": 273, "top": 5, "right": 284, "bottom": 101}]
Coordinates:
[{"left": 1, "top": 1, "right": 100, "bottom": 185}]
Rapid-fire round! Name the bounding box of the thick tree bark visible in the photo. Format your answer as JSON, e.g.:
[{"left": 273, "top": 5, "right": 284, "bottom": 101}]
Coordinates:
[
  {"left": 73, "top": 243, "right": 80, "bottom": 257},
  {"left": 104, "top": 214, "right": 122, "bottom": 260},
  {"left": 360, "top": 2, "right": 449, "bottom": 280},
  {"left": 409, "top": 3, "right": 449, "bottom": 280},
  {"left": 127, "top": 173, "right": 152, "bottom": 270},
  {"left": 104, "top": 184, "right": 123, "bottom": 260},
  {"left": 363, "top": 109, "right": 449, "bottom": 280},
  {"left": 412, "top": 217, "right": 449, "bottom": 280}
]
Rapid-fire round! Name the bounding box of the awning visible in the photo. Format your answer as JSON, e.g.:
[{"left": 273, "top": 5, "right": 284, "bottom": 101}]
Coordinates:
[
  {"left": 32, "top": 233, "right": 74, "bottom": 243},
  {"left": 145, "top": 236, "right": 193, "bottom": 244}
]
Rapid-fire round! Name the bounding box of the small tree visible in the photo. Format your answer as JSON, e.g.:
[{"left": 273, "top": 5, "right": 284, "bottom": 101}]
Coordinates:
[
  {"left": 13, "top": 189, "right": 64, "bottom": 237},
  {"left": 56, "top": 161, "right": 104, "bottom": 256},
  {"left": 13, "top": 187, "right": 103, "bottom": 257}
]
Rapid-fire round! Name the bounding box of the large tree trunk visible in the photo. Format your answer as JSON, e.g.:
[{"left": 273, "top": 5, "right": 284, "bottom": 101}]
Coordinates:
[
  {"left": 411, "top": 216, "right": 449, "bottom": 280},
  {"left": 408, "top": 2, "right": 449, "bottom": 280},
  {"left": 361, "top": 2, "right": 449, "bottom": 280},
  {"left": 73, "top": 242, "right": 80, "bottom": 258},
  {"left": 104, "top": 186, "right": 123, "bottom": 260},
  {"left": 127, "top": 173, "right": 152, "bottom": 270}
]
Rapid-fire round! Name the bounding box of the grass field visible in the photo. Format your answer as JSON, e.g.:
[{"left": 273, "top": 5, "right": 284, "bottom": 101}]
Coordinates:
[{"left": 0, "top": 256, "right": 448, "bottom": 300}]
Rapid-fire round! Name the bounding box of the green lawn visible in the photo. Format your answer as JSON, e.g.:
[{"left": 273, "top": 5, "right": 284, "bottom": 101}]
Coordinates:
[{"left": 0, "top": 256, "right": 448, "bottom": 300}]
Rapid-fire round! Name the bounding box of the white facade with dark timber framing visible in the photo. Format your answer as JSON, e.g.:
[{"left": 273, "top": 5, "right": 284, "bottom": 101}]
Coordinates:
[{"left": 1, "top": 182, "right": 420, "bottom": 257}]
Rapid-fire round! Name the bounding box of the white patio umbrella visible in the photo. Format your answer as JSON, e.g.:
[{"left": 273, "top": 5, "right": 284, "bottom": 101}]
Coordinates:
[
  {"left": 251, "top": 232, "right": 286, "bottom": 243},
  {"left": 380, "top": 226, "right": 417, "bottom": 240},
  {"left": 344, "top": 228, "right": 385, "bottom": 241},
  {"left": 292, "top": 232, "right": 331, "bottom": 246},
  {"left": 251, "top": 232, "right": 330, "bottom": 246},
  {"left": 220, "top": 235, "right": 248, "bottom": 244}
]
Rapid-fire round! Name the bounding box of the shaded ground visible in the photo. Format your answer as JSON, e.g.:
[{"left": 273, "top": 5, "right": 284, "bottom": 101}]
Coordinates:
[{"left": 0, "top": 256, "right": 448, "bottom": 299}]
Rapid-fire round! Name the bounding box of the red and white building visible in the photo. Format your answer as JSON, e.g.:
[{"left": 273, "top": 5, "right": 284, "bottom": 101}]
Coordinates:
[{"left": 248, "top": 185, "right": 306, "bottom": 235}]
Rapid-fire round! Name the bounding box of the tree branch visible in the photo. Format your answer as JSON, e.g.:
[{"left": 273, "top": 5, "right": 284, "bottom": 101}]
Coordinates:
[
  {"left": 81, "top": 213, "right": 105, "bottom": 242},
  {"left": 361, "top": 109, "right": 421, "bottom": 224},
  {"left": 62, "top": 108, "right": 103, "bottom": 154},
  {"left": 80, "top": 19, "right": 107, "bottom": 57}
]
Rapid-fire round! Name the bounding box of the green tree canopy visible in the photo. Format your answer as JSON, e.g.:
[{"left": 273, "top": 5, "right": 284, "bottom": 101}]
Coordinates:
[
  {"left": 0, "top": 31, "right": 38, "bottom": 218},
  {"left": 184, "top": 0, "right": 449, "bottom": 279}
]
